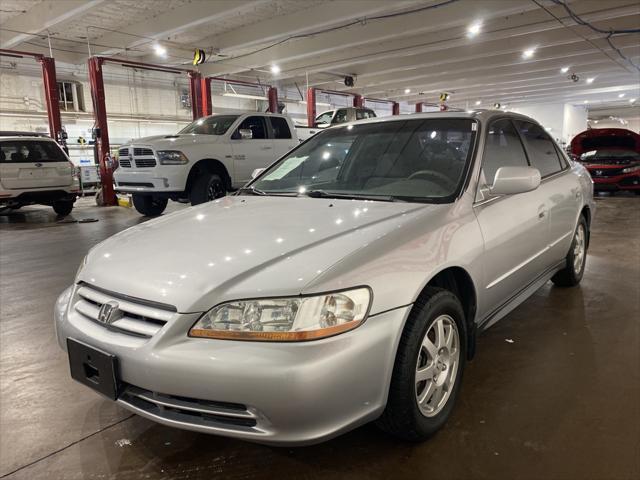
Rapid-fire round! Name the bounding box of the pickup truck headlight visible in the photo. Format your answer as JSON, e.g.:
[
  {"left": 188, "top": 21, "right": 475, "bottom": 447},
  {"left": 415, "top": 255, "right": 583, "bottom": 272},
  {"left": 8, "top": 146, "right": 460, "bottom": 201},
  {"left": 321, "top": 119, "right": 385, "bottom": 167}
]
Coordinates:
[
  {"left": 189, "top": 287, "right": 371, "bottom": 341},
  {"left": 157, "top": 150, "right": 189, "bottom": 165},
  {"left": 622, "top": 165, "right": 640, "bottom": 174}
]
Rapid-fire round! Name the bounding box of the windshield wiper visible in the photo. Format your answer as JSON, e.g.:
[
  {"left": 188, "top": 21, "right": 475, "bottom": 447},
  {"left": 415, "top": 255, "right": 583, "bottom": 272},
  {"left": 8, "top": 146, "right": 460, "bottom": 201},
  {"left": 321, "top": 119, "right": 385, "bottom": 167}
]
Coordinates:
[
  {"left": 305, "top": 190, "right": 403, "bottom": 202},
  {"left": 236, "top": 186, "right": 267, "bottom": 196}
]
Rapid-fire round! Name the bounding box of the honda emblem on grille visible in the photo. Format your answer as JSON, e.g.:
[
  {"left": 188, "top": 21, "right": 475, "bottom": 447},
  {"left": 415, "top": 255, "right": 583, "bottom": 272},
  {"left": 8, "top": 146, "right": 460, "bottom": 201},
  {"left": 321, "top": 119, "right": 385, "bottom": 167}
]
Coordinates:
[
  {"left": 595, "top": 170, "right": 603, "bottom": 176},
  {"left": 97, "top": 301, "right": 120, "bottom": 325}
]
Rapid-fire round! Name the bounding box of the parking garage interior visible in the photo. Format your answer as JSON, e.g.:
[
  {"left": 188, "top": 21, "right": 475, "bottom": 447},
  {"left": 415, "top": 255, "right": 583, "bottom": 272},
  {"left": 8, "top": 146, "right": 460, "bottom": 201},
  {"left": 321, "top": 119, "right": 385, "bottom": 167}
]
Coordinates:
[{"left": 1, "top": 1, "right": 639, "bottom": 479}]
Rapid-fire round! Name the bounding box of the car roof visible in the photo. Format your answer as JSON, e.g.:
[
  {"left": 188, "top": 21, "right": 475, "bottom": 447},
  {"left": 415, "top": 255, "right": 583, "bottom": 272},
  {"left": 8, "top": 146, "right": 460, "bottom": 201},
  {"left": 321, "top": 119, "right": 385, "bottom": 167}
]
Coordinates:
[
  {"left": 335, "top": 109, "right": 543, "bottom": 128},
  {"left": 0, "top": 132, "right": 54, "bottom": 141}
]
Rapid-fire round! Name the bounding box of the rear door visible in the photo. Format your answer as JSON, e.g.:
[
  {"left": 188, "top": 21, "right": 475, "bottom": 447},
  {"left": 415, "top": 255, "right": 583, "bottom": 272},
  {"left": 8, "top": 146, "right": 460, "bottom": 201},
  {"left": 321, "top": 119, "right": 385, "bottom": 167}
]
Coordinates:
[
  {"left": 268, "top": 117, "right": 298, "bottom": 158},
  {"left": 230, "top": 116, "right": 276, "bottom": 185},
  {"left": 0, "top": 139, "right": 73, "bottom": 190},
  {"left": 473, "top": 118, "right": 550, "bottom": 317},
  {"left": 514, "top": 121, "right": 576, "bottom": 264}
]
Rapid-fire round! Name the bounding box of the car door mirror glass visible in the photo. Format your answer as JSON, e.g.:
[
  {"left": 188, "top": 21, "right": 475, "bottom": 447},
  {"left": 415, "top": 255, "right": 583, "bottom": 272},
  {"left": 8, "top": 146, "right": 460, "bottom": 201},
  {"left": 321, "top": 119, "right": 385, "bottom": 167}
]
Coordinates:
[
  {"left": 489, "top": 166, "right": 541, "bottom": 196},
  {"left": 238, "top": 128, "right": 253, "bottom": 140}
]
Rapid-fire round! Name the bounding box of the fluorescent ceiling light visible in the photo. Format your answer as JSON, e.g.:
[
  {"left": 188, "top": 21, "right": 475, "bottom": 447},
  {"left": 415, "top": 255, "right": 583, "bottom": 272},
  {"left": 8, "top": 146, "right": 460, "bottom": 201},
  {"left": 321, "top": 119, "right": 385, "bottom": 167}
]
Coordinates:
[
  {"left": 618, "top": 93, "right": 625, "bottom": 98},
  {"left": 583, "top": 100, "right": 589, "bottom": 104},
  {"left": 467, "top": 22, "right": 481, "bottom": 37},
  {"left": 475, "top": 100, "right": 481, "bottom": 105},
  {"left": 404, "top": 88, "right": 411, "bottom": 94},
  {"left": 299, "top": 100, "right": 332, "bottom": 107},
  {"left": 522, "top": 48, "right": 535, "bottom": 59},
  {"left": 153, "top": 44, "right": 167, "bottom": 57},
  {"left": 586, "top": 77, "right": 595, "bottom": 84},
  {"left": 560, "top": 66, "right": 569, "bottom": 73},
  {"left": 222, "top": 92, "right": 268, "bottom": 100},
  {"left": 270, "top": 65, "right": 281, "bottom": 74},
  {"left": 630, "top": 98, "right": 637, "bottom": 103}
]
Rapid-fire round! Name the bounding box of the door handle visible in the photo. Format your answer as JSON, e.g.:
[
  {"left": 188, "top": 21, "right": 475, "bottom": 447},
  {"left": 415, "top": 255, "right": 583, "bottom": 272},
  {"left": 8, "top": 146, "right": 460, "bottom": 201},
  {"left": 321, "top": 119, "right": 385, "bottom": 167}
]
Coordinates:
[
  {"left": 537, "top": 205, "right": 547, "bottom": 219},
  {"left": 538, "top": 211, "right": 546, "bottom": 219}
]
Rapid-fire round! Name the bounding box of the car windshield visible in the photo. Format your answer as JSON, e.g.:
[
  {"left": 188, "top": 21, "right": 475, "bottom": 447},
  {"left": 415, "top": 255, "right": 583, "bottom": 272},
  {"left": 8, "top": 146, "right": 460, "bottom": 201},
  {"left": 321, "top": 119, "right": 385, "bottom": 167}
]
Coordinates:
[
  {"left": 580, "top": 149, "right": 640, "bottom": 162},
  {"left": 178, "top": 115, "right": 239, "bottom": 135},
  {"left": 251, "top": 118, "right": 477, "bottom": 203},
  {"left": 0, "top": 140, "right": 67, "bottom": 163}
]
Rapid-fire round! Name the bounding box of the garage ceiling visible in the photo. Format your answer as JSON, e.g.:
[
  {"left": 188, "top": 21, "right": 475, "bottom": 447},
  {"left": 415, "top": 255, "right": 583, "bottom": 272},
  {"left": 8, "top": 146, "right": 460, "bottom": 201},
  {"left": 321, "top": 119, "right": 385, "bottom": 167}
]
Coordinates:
[{"left": 1, "top": 0, "right": 638, "bottom": 115}]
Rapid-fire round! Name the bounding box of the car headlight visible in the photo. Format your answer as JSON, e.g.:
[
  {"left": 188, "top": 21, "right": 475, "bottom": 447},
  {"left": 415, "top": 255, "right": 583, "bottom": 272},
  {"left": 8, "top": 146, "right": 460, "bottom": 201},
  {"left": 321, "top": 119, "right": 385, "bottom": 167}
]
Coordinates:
[
  {"left": 157, "top": 150, "right": 189, "bottom": 165},
  {"left": 622, "top": 165, "right": 640, "bottom": 174},
  {"left": 189, "top": 287, "right": 371, "bottom": 341}
]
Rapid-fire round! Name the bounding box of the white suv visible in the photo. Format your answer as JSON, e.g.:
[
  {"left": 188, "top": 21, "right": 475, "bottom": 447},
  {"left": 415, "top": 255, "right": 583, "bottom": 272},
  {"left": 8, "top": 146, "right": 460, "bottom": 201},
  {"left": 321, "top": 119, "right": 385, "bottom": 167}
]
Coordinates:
[{"left": 0, "top": 133, "right": 78, "bottom": 216}]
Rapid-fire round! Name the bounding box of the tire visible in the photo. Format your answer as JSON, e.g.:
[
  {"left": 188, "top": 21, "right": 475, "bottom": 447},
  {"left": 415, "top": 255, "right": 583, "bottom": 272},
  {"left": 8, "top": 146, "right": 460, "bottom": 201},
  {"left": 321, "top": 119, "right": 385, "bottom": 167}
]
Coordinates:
[
  {"left": 189, "top": 172, "right": 226, "bottom": 206},
  {"left": 52, "top": 200, "right": 74, "bottom": 217},
  {"left": 377, "top": 287, "right": 466, "bottom": 441},
  {"left": 551, "top": 215, "right": 588, "bottom": 287},
  {"left": 132, "top": 194, "right": 167, "bottom": 216}
]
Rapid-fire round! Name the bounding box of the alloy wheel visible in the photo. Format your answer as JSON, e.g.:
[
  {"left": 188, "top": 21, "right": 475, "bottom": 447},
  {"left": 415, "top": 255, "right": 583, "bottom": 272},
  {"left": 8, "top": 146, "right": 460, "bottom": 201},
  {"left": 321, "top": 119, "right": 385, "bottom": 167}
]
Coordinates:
[
  {"left": 573, "top": 224, "right": 586, "bottom": 275},
  {"left": 415, "top": 314, "right": 460, "bottom": 417}
]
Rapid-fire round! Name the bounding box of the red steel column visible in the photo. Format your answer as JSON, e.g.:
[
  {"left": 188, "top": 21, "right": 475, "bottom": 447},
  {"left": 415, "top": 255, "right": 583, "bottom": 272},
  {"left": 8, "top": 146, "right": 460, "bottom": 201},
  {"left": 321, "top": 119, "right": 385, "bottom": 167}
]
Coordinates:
[
  {"left": 392, "top": 102, "right": 400, "bottom": 115},
  {"left": 353, "top": 94, "right": 363, "bottom": 108},
  {"left": 189, "top": 71, "right": 203, "bottom": 120},
  {"left": 39, "top": 57, "right": 63, "bottom": 142},
  {"left": 88, "top": 57, "right": 116, "bottom": 206},
  {"left": 306, "top": 87, "right": 316, "bottom": 126},
  {"left": 415, "top": 102, "right": 423, "bottom": 113},
  {"left": 201, "top": 77, "right": 212, "bottom": 116},
  {"left": 268, "top": 87, "right": 278, "bottom": 113}
]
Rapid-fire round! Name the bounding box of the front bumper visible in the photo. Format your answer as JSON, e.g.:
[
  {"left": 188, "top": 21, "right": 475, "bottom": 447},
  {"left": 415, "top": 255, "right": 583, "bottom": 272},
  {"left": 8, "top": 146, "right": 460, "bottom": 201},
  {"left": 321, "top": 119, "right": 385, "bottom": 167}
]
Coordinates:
[
  {"left": 114, "top": 168, "right": 187, "bottom": 194},
  {"left": 55, "top": 285, "right": 409, "bottom": 445},
  {"left": 589, "top": 172, "right": 640, "bottom": 191}
]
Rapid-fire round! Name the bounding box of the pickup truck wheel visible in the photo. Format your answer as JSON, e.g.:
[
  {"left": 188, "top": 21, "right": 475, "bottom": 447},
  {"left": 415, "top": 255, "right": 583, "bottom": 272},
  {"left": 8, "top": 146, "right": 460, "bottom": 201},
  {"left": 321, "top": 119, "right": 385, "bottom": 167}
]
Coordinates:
[
  {"left": 377, "top": 287, "right": 466, "bottom": 441},
  {"left": 190, "top": 173, "right": 226, "bottom": 205},
  {"left": 552, "top": 216, "right": 588, "bottom": 287},
  {"left": 132, "top": 194, "right": 167, "bottom": 216},
  {"left": 52, "top": 200, "right": 74, "bottom": 217}
]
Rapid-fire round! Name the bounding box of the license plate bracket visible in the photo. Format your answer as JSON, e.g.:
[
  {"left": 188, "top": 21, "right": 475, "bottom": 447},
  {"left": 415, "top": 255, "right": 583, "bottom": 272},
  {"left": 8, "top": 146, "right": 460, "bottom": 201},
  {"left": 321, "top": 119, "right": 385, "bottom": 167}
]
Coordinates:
[{"left": 67, "top": 338, "right": 120, "bottom": 400}]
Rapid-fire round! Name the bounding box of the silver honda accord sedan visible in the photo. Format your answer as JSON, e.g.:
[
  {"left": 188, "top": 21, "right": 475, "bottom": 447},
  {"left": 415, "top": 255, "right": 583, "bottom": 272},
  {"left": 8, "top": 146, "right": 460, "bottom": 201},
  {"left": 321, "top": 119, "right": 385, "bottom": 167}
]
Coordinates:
[{"left": 55, "top": 111, "right": 594, "bottom": 445}]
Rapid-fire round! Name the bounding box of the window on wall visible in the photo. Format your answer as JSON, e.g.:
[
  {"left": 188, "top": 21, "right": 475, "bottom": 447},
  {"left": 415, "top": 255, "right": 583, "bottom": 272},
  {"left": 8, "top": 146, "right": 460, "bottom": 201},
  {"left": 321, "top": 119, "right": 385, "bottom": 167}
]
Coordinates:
[{"left": 57, "top": 81, "right": 84, "bottom": 112}]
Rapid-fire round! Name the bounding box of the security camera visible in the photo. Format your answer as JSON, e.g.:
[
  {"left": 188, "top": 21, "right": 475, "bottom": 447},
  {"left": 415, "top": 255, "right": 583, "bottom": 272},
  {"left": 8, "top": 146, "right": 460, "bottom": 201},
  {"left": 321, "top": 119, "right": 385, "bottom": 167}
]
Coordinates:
[
  {"left": 569, "top": 73, "right": 580, "bottom": 82},
  {"left": 344, "top": 75, "right": 355, "bottom": 87}
]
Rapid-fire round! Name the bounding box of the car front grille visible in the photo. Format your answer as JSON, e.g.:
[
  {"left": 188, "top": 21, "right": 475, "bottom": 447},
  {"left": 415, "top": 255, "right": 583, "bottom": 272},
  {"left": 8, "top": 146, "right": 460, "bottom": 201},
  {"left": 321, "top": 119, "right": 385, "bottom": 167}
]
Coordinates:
[
  {"left": 133, "top": 158, "right": 156, "bottom": 168},
  {"left": 133, "top": 147, "right": 153, "bottom": 156},
  {"left": 119, "top": 158, "right": 132, "bottom": 168},
  {"left": 589, "top": 167, "right": 624, "bottom": 177},
  {"left": 118, "top": 147, "right": 129, "bottom": 157},
  {"left": 119, "top": 385, "right": 261, "bottom": 432},
  {"left": 73, "top": 284, "right": 174, "bottom": 338}
]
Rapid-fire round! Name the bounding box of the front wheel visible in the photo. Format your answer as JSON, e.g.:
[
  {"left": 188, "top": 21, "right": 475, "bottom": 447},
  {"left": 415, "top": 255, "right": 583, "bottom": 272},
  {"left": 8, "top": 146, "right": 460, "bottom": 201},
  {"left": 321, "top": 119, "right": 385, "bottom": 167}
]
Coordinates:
[
  {"left": 189, "top": 173, "right": 226, "bottom": 206},
  {"left": 52, "top": 200, "right": 74, "bottom": 217},
  {"left": 377, "top": 287, "right": 466, "bottom": 441},
  {"left": 132, "top": 194, "right": 167, "bottom": 216},
  {"left": 552, "top": 216, "right": 588, "bottom": 287}
]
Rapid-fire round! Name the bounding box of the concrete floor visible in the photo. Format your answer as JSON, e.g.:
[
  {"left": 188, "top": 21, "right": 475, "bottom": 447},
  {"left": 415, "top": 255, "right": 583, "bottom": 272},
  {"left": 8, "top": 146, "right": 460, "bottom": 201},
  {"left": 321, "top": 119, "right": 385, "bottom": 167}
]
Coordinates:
[{"left": 0, "top": 195, "right": 638, "bottom": 480}]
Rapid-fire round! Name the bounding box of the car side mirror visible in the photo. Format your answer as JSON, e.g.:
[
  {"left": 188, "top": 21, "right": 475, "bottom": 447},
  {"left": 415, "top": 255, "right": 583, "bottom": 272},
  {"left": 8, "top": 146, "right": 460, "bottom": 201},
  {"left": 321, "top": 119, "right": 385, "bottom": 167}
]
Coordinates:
[
  {"left": 251, "top": 168, "right": 265, "bottom": 179},
  {"left": 238, "top": 128, "right": 253, "bottom": 140},
  {"left": 489, "top": 166, "right": 541, "bottom": 195}
]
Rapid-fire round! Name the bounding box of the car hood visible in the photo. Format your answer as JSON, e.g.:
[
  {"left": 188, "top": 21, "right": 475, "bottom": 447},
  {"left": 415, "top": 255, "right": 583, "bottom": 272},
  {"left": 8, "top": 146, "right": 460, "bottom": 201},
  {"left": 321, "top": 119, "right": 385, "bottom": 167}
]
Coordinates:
[
  {"left": 80, "top": 196, "right": 434, "bottom": 313},
  {"left": 126, "top": 134, "right": 222, "bottom": 150}
]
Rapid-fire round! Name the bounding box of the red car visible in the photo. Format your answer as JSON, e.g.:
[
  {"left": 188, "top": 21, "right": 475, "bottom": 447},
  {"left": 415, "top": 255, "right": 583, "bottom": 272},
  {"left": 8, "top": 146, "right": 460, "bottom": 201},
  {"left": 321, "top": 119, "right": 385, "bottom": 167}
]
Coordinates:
[{"left": 570, "top": 128, "right": 640, "bottom": 194}]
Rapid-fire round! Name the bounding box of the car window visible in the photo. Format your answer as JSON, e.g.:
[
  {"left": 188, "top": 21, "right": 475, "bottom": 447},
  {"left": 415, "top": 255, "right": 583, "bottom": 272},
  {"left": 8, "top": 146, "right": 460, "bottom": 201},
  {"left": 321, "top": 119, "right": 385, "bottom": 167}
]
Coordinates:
[
  {"left": 0, "top": 140, "right": 67, "bottom": 163},
  {"left": 356, "top": 109, "right": 366, "bottom": 120},
  {"left": 334, "top": 109, "right": 349, "bottom": 124},
  {"left": 315, "top": 111, "right": 334, "bottom": 125},
  {"left": 482, "top": 119, "right": 529, "bottom": 185},
  {"left": 269, "top": 117, "right": 292, "bottom": 139},
  {"left": 178, "top": 115, "right": 239, "bottom": 135},
  {"left": 514, "top": 121, "right": 564, "bottom": 177},
  {"left": 254, "top": 118, "right": 477, "bottom": 202},
  {"left": 236, "top": 116, "right": 268, "bottom": 140}
]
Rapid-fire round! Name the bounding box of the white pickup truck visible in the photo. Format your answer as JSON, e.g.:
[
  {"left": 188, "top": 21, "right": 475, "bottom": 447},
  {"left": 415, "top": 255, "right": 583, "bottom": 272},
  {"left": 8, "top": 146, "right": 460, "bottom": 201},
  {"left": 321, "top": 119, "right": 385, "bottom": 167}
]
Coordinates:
[
  {"left": 114, "top": 113, "right": 298, "bottom": 216},
  {"left": 296, "top": 106, "right": 377, "bottom": 142}
]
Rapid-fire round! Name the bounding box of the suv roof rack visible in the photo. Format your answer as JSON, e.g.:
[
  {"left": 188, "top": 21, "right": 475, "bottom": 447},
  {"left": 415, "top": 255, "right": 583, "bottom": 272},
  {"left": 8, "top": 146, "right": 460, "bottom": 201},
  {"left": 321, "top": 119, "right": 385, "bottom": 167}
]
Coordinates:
[{"left": 0, "top": 131, "right": 50, "bottom": 138}]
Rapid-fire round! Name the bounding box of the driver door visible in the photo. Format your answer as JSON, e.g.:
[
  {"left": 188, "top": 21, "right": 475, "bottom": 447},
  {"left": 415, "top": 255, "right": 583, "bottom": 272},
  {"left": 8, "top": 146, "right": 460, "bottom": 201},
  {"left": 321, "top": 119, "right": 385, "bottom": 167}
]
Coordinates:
[
  {"left": 474, "top": 119, "right": 550, "bottom": 318},
  {"left": 231, "top": 116, "right": 274, "bottom": 185}
]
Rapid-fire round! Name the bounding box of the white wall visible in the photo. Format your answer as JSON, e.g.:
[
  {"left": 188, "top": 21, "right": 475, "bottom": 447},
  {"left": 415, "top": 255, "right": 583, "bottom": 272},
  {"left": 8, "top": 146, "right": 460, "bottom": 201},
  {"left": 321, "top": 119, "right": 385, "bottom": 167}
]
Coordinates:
[
  {"left": 588, "top": 118, "right": 640, "bottom": 133},
  {"left": 563, "top": 104, "right": 589, "bottom": 143}
]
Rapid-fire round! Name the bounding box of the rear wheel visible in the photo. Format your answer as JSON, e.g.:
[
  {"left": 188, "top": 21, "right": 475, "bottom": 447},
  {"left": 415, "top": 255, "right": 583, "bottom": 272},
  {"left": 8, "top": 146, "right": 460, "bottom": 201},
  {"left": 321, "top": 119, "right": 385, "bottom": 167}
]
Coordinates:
[
  {"left": 377, "top": 287, "right": 466, "bottom": 441},
  {"left": 132, "top": 194, "right": 167, "bottom": 216},
  {"left": 52, "top": 200, "right": 74, "bottom": 217},
  {"left": 190, "top": 172, "right": 226, "bottom": 206},
  {"left": 552, "top": 216, "right": 588, "bottom": 287}
]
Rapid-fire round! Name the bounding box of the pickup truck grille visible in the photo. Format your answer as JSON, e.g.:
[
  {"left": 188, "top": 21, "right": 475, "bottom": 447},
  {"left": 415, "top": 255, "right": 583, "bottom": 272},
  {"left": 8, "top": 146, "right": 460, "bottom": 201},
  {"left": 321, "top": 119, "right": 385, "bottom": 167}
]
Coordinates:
[
  {"left": 119, "top": 158, "right": 132, "bottom": 168},
  {"left": 134, "top": 158, "right": 156, "bottom": 168},
  {"left": 118, "top": 147, "right": 130, "bottom": 157},
  {"left": 134, "top": 148, "right": 153, "bottom": 156},
  {"left": 73, "top": 284, "right": 174, "bottom": 338}
]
